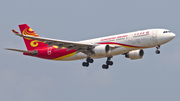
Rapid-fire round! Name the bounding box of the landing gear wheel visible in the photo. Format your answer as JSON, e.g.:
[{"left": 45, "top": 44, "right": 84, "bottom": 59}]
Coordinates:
[
  {"left": 102, "top": 64, "right": 109, "bottom": 69},
  {"left": 102, "top": 57, "right": 113, "bottom": 69},
  {"left": 89, "top": 59, "right": 94, "bottom": 63},
  {"left": 82, "top": 62, "right": 89, "bottom": 67},
  {"left": 155, "top": 50, "right": 160, "bottom": 54},
  {"left": 155, "top": 45, "right": 161, "bottom": 54},
  {"left": 86, "top": 57, "right": 94, "bottom": 63},
  {"left": 106, "top": 61, "right": 113, "bottom": 66},
  {"left": 82, "top": 57, "right": 93, "bottom": 67}
]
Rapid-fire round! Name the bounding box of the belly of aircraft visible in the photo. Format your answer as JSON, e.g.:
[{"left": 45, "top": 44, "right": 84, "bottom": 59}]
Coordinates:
[{"left": 61, "top": 46, "right": 130, "bottom": 61}]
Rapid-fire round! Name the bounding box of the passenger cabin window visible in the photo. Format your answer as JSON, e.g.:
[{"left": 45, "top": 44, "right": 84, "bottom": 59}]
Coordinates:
[{"left": 163, "top": 31, "right": 171, "bottom": 33}]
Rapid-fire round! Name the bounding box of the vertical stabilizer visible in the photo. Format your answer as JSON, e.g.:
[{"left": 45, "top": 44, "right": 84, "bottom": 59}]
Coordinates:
[{"left": 19, "top": 24, "right": 47, "bottom": 51}]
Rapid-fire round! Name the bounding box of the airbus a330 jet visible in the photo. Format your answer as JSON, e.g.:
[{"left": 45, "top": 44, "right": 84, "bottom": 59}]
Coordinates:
[{"left": 6, "top": 24, "right": 176, "bottom": 69}]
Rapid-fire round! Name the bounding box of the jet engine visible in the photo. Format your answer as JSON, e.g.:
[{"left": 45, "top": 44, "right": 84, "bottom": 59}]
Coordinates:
[
  {"left": 125, "top": 49, "right": 144, "bottom": 60},
  {"left": 93, "top": 45, "right": 111, "bottom": 56}
]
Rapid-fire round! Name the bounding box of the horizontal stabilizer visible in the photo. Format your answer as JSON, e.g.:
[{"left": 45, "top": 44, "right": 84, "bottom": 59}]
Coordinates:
[{"left": 5, "top": 48, "right": 37, "bottom": 55}]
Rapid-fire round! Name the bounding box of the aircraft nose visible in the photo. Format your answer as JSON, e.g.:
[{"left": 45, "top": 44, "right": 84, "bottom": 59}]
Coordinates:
[
  {"left": 165, "top": 33, "right": 176, "bottom": 43},
  {"left": 169, "top": 33, "right": 176, "bottom": 40},
  {"left": 172, "top": 33, "right": 176, "bottom": 38},
  {"left": 157, "top": 32, "right": 176, "bottom": 45}
]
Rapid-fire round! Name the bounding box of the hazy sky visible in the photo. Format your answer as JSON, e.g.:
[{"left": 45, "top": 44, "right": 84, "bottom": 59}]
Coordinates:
[{"left": 0, "top": 0, "right": 180, "bottom": 101}]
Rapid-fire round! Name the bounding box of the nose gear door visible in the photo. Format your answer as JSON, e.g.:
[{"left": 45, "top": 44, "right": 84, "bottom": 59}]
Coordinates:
[
  {"left": 150, "top": 30, "right": 158, "bottom": 46},
  {"left": 152, "top": 30, "right": 157, "bottom": 38}
]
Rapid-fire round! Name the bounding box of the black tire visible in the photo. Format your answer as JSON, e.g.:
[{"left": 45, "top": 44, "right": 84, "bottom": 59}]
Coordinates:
[
  {"left": 82, "top": 62, "right": 86, "bottom": 66},
  {"left": 102, "top": 64, "right": 109, "bottom": 69},
  {"left": 155, "top": 50, "right": 160, "bottom": 54},
  {"left": 109, "top": 61, "right": 113, "bottom": 66},
  {"left": 82, "top": 62, "right": 89, "bottom": 67},
  {"left": 85, "top": 63, "right": 89, "bottom": 67},
  {"left": 86, "top": 58, "right": 94, "bottom": 63},
  {"left": 106, "top": 61, "right": 113, "bottom": 66},
  {"left": 89, "top": 59, "right": 94, "bottom": 63},
  {"left": 102, "top": 64, "right": 106, "bottom": 69}
]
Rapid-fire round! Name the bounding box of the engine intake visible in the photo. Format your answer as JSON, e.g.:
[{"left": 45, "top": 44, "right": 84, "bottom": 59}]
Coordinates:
[
  {"left": 93, "top": 45, "right": 111, "bottom": 56},
  {"left": 125, "top": 49, "right": 144, "bottom": 60}
]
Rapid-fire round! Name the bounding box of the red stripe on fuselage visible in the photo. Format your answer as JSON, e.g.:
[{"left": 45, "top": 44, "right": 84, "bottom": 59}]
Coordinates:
[{"left": 98, "top": 42, "right": 146, "bottom": 48}]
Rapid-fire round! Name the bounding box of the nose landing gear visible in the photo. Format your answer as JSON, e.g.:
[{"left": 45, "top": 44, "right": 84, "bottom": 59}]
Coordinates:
[{"left": 155, "top": 45, "right": 160, "bottom": 54}]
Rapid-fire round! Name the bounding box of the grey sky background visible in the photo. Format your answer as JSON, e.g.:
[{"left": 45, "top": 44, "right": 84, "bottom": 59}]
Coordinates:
[{"left": 0, "top": 0, "right": 180, "bottom": 101}]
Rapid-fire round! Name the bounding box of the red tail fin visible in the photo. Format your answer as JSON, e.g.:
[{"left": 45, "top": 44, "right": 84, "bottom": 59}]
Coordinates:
[{"left": 19, "top": 24, "right": 47, "bottom": 51}]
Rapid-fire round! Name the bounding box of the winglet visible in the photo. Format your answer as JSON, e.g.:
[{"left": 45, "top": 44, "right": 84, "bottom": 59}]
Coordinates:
[{"left": 12, "top": 29, "right": 21, "bottom": 36}]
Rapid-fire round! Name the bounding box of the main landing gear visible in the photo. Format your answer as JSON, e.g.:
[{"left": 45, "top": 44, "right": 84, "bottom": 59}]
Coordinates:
[
  {"left": 155, "top": 45, "right": 160, "bottom": 54},
  {"left": 82, "top": 56, "right": 113, "bottom": 69},
  {"left": 102, "top": 57, "right": 113, "bottom": 69},
  {"left": 82, "top": 57, "right": 94, "bottom": 67}
]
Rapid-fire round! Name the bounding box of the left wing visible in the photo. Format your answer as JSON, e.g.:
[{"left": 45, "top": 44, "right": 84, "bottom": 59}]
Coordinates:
[
  {"left": 13, "top": 30, "right": 120, "bottom": 53},
  {"left": 13, "top": 30, "right": 93, "bottom": 53}
]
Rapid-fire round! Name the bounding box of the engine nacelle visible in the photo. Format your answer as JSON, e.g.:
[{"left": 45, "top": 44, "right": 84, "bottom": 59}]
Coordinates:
[
  {"left": 93, "top": 45, "right": 111, "bottom": 56},
  {"left": 125, "top": 49, "right": 144, "bottom": 60}
]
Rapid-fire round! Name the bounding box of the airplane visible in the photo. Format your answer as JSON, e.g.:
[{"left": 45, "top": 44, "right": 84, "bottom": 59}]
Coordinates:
[{"left": 6, "top": 24, "right": 176, "bottom": 69}]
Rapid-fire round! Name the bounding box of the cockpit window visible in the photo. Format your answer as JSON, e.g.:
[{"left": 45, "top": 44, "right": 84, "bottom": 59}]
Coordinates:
[{"left": 163, "top": 31, "right": 171, "bottom": 33}]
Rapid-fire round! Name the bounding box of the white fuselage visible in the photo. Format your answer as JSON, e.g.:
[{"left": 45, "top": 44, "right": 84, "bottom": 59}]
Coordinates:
[{"left": 62, "top": 29, "right": 175, "bottom": 61}]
